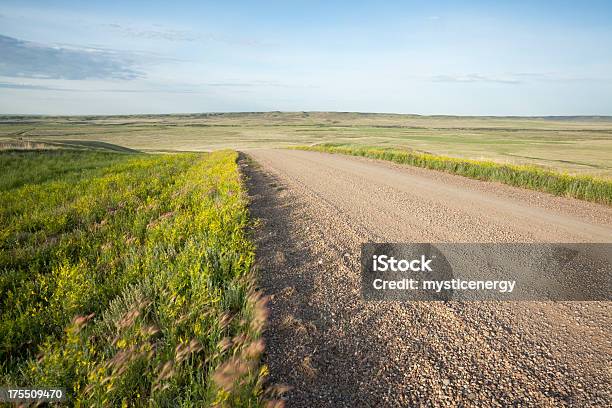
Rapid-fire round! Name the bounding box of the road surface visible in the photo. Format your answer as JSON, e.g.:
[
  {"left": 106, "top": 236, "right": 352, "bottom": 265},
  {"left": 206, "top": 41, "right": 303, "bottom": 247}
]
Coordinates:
[{"left": 243, "top": 149, "right": 612, "bottom": 407}]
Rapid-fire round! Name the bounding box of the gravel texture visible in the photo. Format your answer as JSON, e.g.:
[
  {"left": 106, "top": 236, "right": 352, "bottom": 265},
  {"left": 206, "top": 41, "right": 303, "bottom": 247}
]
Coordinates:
[{"left": 241, "top": 149, "right": 611, "bottom": 407}]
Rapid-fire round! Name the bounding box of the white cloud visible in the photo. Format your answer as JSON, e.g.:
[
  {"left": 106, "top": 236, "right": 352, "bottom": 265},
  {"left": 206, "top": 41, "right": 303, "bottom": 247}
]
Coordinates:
[{"left": 0, "top": 34, "right": 143, "bottom": 80}]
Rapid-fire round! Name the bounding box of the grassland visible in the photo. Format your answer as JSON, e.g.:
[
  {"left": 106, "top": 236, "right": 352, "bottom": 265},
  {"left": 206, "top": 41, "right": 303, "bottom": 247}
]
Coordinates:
[
  {"left": 0, "top": 149, "right": 268, "bottom": 406},
  {"left": 294, "top": 144, "right": 612, "bottom": 205},
  {"left": 1, "top": 112, "right": 611, "bottom": 178}
]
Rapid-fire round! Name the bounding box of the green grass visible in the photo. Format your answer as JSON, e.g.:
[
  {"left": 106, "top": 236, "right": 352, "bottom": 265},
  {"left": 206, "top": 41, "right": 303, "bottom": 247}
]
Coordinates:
[
  {"left": 294, "top": 143, "right": 612, "bottom": 206},
  {"left": 0, "top": 149, "right": 268, "bottom": 406}
]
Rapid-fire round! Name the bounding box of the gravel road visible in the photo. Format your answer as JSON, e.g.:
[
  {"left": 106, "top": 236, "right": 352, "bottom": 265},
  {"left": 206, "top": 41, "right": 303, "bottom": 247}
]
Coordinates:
[{"left": 242, "top": 149, "right": 611, "bottom": 407}]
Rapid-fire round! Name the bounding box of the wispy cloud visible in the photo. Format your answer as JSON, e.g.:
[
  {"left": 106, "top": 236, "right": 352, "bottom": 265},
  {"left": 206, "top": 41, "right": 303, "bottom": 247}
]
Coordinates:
[
  {"left": 101, "top": 23, "right": 262, "bottom": 46},
  {"left": 0, "top": 79, "right": 300, "bottom": 93},
  {"left": 0, "top": 82, "right": 65, "bottom": 90},
  {"left": 205, "top": 80, "right": 296, "bottom": 88},
  {"left": 429, "top": 72, "right": 612, "bottom": 85},
  {"left": 430, "top": 74, "right": 521, "bottom": 84},
  {"left": 0, "top": 34, "right": 143, "bottom": 80},
  {"left": 102, "top": 23, "right": 198, "bottom": 42},
  {"left": 513, "top": 72, "right": 612, "bottom": 83},
  {"left": 0, "top": 82, "right": 197, "bottom": 93}
]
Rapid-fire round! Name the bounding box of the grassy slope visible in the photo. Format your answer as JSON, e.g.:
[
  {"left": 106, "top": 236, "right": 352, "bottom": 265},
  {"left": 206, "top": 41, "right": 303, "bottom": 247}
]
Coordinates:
[
  {"left": 294, "top": 144, "right": 612, "bottom": 206},
  {"left": 0, "top": 150, "right": 267, "bottom": 406},
  {"left": 1, "top": 112, "right": 611, "bottom": 178}
]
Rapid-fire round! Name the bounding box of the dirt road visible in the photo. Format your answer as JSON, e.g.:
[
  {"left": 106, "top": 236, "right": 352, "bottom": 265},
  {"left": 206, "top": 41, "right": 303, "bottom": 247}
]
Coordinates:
[{"left": 242, "top": 149, "right": 611, "bottom": 407}]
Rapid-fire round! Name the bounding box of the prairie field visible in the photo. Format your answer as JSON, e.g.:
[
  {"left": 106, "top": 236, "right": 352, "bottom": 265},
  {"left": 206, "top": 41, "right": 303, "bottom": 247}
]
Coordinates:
[
  {"left": 0, "top": 116, "right": 610, "bottom": 407},
  {"left": 1, "top": 112, "right": 611, "bottom": 178},
  {"left": 0, "top": 149, "right": 267, "bottom": 406},
  {"left": 0, "top": 112, "right": 610, "bottom": 405}
]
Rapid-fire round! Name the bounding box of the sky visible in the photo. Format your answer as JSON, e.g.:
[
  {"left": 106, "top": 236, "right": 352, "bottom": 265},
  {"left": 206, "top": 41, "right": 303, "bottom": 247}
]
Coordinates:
[{"left": 0, "top": 0, "right": 611, "bottom": 116}]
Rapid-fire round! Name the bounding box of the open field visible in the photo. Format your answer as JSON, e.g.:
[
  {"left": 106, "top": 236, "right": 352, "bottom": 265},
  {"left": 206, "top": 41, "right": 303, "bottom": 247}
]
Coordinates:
[
  {"left": 1, "top": 113, "right": 611, "bottom": 406},
  {"left": 1, "top": 112, "right": 611, "bottom": 178},
  {"left": 0, "top": 149, "right": 267, "bottom": 406}
]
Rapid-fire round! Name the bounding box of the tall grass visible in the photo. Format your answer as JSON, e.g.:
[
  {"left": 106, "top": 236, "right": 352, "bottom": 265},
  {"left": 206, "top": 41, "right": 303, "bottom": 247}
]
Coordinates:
[
  {"left": 0, "top": 150, "right": 274, "bottom": 406},
  {"left": 294, "top": 144, "right": 612, "bottom": 205}
]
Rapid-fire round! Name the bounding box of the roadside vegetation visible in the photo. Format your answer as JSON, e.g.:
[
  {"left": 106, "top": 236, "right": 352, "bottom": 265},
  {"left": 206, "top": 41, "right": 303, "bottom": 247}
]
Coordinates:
[
  {"left": 294, "top": 144, "right": 612, "bottom": 205},
  {"left": 0, "top": 149, "right": 271, "bottom": 406}
]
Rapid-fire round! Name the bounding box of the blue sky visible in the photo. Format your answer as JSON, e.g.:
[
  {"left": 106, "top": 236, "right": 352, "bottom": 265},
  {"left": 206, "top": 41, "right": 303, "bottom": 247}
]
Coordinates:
[{"left": 0, "top": 0, "right": 611, "bottom": 115}]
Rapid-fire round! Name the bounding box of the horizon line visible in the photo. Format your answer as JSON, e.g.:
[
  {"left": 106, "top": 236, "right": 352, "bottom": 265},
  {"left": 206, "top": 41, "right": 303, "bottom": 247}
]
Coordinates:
[{"left": 1, "top": 111, "right": 611, "bottom": 119}]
